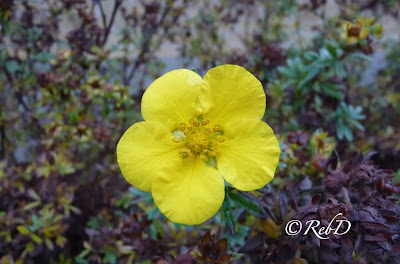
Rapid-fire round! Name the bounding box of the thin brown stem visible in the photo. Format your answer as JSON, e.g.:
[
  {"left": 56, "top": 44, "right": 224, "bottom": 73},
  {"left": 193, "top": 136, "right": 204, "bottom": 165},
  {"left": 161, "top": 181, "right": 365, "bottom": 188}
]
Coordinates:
[
  {"left": 102, "top": 0, "right": 123, "bottom": 46},
  {"left": 123, "top": 2, "right": 172, "bottom": 85}
]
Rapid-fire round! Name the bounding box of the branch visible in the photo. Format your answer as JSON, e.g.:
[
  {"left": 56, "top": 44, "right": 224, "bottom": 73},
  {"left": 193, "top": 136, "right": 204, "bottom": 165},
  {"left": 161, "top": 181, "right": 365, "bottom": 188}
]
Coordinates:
[
  {"left": 123, "top": 2, "right": 172, "bottom": 85},
  {"left": 96, "top": 0, "right": 107, "bottom": 35},
  {"left": 102, "top": 0, "right": 123, "bottom": 46},
  {"left": 3, "top": 66, "right": 44, "bottom": 134}
]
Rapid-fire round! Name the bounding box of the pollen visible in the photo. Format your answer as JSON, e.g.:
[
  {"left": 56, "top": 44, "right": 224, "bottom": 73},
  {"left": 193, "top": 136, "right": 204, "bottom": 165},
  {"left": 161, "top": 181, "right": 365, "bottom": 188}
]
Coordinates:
[{"left": 172, "top": 118, "right": 225, "bottom": 161}]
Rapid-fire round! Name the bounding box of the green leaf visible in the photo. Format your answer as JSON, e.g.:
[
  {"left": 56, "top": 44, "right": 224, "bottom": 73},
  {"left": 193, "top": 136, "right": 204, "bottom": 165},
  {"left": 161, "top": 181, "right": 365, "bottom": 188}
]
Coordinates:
[
  {"left": 31, "top": 233, "right": 42, "bottom": 244},
  {"left": 69, "top": 112, "right": 78, "bottom": 126},
  {"left": 204, "top": 156, "right": 217, "bottom": 168},
  {"left": 352, "top": 120, "right": 365, "bottom": 131},
  {"left": 77, "top": 248, "right": 91, "bottom": 259},
  {"left": 304, "top": 51, "right": 319, "bottom": 61},
  {"left": 5, "top": 61, "right": 20, "bottom": 74},
  {"left": 334, "top": 62, "right": 347, "bottom": 79},
  {"left": 278, "top": 161, "right": 287, "bottom": 168},
  {"left": 75, "top": 257, "right": 88, "bottom": 264},
  {"left": 228, "top": 192, "right": 261, "bottom": 216},
  {"left": 23, "top": 201, "right": 41, "bottom": 211},
  {"left": 337, "top": 119, "right": 345, "bottom": 140},
  {"left": 32, "top": 51, "right": 55, "bottom": 62},
  {"left": 221, "top": 195, "right": 235, "bottom": 236},
  {"left": 298, "top": 66, "right": 319, "bottom": 87},
  {"left": 350, "top": 52, "right": 372, "bottom": 61},
  {"left": 277, "top": 66, "right": 294, "bottom": 77},
  {"left": 223, "top": 225, "right": 250, "bottom": 247},
  {"left": 393, "top": 170, "right": 400, "bottom": 185},
  {"left": 103, "top": 251, "right": 116, "bottom": 264},
  {"left": 322, "top": 83, "right": 344, "bottom": 100},
  {"left": 17, "top": 225, "right": 30, "bottom": 235},
  {"left": 343, "top": 126, "right": 353, "bottom": 141},
  {"left": 326, "top": 45, "right": 337, "bottom": 58}
]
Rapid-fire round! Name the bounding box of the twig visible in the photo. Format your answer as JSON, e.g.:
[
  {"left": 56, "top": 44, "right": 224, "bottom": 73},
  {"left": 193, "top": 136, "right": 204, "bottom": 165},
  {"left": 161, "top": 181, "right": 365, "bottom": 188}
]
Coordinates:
[
  {"left": 102, "top": 0, "right": 123, "bottom": 46},
  {"left": 3, "top": 66, "right": 44, "bottom": 133},
  {"left": 123, "top": 2, "right": 172, "bottom": 85},
  {"left": 95, "top": 0, "right": 107, "bottom": 34}
]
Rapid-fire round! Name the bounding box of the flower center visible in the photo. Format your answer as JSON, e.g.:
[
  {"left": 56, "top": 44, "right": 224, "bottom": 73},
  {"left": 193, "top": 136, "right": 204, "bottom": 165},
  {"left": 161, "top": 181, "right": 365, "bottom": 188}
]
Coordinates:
[
  {"left": 347, "top": 22, "right": 362, "bottom": 37},
  {"left": 172, "top": 118, "right": 225, "bottom": 161},
  {"left": 186, "top": 131, "right": 210, "bottom": 153}
]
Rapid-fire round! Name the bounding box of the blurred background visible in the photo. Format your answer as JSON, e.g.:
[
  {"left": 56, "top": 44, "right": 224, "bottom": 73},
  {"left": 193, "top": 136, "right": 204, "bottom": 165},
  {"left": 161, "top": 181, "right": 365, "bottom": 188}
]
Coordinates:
[{"left": 0, "top": 0, "right": 399, "bottom": 263}]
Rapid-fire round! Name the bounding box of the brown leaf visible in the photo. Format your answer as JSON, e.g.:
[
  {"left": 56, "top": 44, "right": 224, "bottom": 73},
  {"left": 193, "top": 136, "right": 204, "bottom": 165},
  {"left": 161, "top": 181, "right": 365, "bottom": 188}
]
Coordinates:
[{"left": 216, "top": 239, "right": 227, "bottom": 253}]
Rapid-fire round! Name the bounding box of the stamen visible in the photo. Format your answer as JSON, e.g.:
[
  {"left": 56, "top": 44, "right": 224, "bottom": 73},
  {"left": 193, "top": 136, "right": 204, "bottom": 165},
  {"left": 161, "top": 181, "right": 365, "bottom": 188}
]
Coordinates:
[
  {"left": 177, "top": 118, "right": 225, "bottom": 161},
  {"left": 179, "top": 122, "right": 186, "bottom": 131},
  {"left": 200, "top": 154, "right": 208, "bottom": 162},
  {"left": 201, "top": 119, "right": 210, "bottom": 126}
]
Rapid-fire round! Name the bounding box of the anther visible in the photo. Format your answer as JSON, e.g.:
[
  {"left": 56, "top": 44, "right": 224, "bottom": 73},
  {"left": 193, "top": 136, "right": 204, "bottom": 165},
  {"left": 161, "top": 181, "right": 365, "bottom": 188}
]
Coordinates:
[
  {"left": 172, "top": 138, "right": 181, "bottom": 143},
  {"left": 213, "top": 125, "right": 220, "bottom": 131},
  {"left": 194, "top": 120, "right": 200, "bottom": 127},
  {"left": 189, "top": 118, "right": 194, "bottom": 125},
  {"left": 179, "top": 122, "right": 186, "bottom": 131},
  {"left": 201, "top": 119, "right": 209, "bottom": 126},
  {"left": 218, "top": 137, "right": 225, "bottom": 143},
  {"left": 200, "top": 154, "right": 208, "bottom": 162},
  {"left": 209, "top": 151, "right": 216, "bottom": 157},
  {"left": 187, "top": 126, "right": 192, "bottom": 130},
  {"left": 184, "top": 130, "right": 189, "bottom": 136}
]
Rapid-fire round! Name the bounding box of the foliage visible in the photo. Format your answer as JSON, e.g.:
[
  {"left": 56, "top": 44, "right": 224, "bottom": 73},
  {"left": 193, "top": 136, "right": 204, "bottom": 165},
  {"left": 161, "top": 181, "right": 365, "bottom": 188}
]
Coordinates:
[{"left": 0, "top": 0, "right": 399, "bottom": 263}]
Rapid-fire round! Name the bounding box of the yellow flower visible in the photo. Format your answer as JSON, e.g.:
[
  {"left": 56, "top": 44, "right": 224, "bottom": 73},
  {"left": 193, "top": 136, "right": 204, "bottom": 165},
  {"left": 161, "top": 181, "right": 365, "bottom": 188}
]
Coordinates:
[
  {"left": 116, "top": 65, "right": 280, "bottom": 225},
  {"left": 341, "top": 17, "right": 369, "bottom": 45}
]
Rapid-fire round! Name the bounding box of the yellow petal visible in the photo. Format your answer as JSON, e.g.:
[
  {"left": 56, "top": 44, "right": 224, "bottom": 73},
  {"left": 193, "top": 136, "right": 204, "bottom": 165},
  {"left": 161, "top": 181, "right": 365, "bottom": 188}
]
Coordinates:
[
  {"left": 116, "top": 121, "right": 179, "bottom": 192},
  {"left": 142, "top": 69, "right": 203, "bottom": 131},
  {"left": 358, "top": 17, "right": 367, "bottom": 27},
  {"left": 199, "top": 65, "right": 266, "bottom": 128},
  {"left": 217, "top": 119, "right": 280, "bottom": 191},
  {"left": 360, "top": 28, "right": 369, "bottom": 39},
  {"left": 152, "top": 156, "right": 225, "bottom": 225},
  {"left": 347, "top": 37, "right": 358, "bottom": 45}
]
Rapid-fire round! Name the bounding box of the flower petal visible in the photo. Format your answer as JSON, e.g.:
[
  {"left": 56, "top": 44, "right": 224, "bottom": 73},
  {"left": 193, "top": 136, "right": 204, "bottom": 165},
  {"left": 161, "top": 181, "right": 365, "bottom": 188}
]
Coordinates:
[
  {"left": 199, "top": 65, "right": 266, "bottom": 127},
  {"left": 116, "top": 121, "right": 179, "bottom": 192},
  {"left": 217, "top": 119, "right": 280, "bottom": 191},
  {"left": 142, "top": 69, "right": 203, "bottom": 131},
  {"left": 152, "top": 156, "right": 225, "bottom": 225}
]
